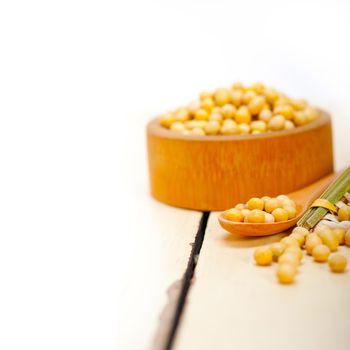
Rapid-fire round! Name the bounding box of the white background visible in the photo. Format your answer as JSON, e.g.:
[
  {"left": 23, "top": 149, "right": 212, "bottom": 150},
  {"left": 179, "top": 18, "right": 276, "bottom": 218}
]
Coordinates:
[{"left": 0, "top": 0, "right": 349, "bottom": 349}]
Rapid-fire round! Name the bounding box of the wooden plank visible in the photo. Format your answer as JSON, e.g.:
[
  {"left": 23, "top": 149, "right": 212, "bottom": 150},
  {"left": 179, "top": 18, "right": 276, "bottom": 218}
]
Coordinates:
[
  {"left": 116, "top": 196, "right": 202, "bottom": 350},
  {"left": 0, "top": 102, "right": 202, "bottom": 350},
  {"left": 175, "top": 212, "right": 350, "bottom": 350}
]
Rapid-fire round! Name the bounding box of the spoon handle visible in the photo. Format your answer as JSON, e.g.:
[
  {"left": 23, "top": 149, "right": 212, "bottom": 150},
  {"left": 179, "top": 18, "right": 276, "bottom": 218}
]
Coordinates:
[{"left": 289, "top": 173, "right": 335, "bottom": 206}]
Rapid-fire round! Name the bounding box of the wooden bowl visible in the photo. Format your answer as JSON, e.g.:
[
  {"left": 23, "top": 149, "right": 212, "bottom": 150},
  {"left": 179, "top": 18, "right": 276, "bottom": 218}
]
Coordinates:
[{"left": 146, "top": 111, "right": 333, "bottom": 211}]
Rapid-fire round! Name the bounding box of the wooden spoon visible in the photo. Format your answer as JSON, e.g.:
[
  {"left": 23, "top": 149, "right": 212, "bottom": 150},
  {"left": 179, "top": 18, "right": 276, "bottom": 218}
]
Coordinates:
[{"left": 218, "top": 173, "right": 335, "bottom": 237}]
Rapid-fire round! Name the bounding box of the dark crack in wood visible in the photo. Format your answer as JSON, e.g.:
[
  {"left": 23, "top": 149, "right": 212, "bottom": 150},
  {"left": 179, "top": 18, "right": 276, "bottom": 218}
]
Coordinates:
[{"left": 153, "top": 212, "right": 209, "bottom": 350}]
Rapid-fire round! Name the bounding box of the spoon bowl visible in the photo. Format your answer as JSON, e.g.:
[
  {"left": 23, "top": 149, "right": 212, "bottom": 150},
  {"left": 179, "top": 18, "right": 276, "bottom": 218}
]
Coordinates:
[{"left": 218, "top": 173, "right": 336, "bottom": 237}]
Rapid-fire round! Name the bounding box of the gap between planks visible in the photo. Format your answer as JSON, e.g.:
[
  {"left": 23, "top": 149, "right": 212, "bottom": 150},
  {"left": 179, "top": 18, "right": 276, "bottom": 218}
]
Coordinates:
[{"left": 153, "top": 211, "right": 210, "bottom": 350}]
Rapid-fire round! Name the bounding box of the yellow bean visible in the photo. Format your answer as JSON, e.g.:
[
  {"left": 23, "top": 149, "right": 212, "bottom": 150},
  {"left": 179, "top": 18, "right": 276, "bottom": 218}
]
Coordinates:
[
  {"left": 274, "top": 104, "right": 294, "bottom": 120},
  {"left": 159, "top": 113, "right": 175, "bottom": 128},
  {"left": 231, "top": 89, "right": 243, "bottom": 107},
  {"left": 268, "top": 115, "right": 285, "bottom": 131},
  {"left": 285, "top": 245, "right": 303, "bottom": 262},
  {"left": 272, "top": 208, "right": 289, "bottom": 222},
  {"left": 204, "top": 120, "right": 220, "bottom": 135},
  {"left": 254, "top": 247, "right": 273, "bottom": 266},
  {"left": 221, "top": 104, "right": 236, "bottom": 119},
  {"left": 284, "top": 206, "right": 297, "bottom": 219},
  {"left": 316, "top": 226, "right": 339, "bottom": 252},
  {"left": 265, "top": 198, "right": 282, "bottom": 213},
  {"left": 276, "top": 263, "right": 297, "bottom": 284},
  {"left": 225, "top": 208, "right": 244, "bottom": 222},
  {"left": 278, "top": 252, "right": 299, "bottom": 266},
  {"left": 235, "top": 106, "right": 252, "bottom": 124},
  {"left": 270, "top": 242, "right": 286, "bottom": 260},
  {"left": 170, "top": 122, "right": 186, "bottom": 133},
  {"left": 235, "top": 203, "right": 245, "bottom": 210},
  {"left": 329, "top": 254, "right": 347, "bottom": 273},
  {"left": 214, "top": 88, "right": 231, "bottom": 106},
  {"left": 247, "top": 209, "right": 266, "bottom": 223},
  {"left": 195, "top": 108, "right": 209, "bottom": 121},
  {"left": 332, "top": 228, "right": 346, "bottom": 245},
  {"left": 258, "top": 109, "right": 273, "bottom": 122},
  {"left": 281, "top": 236, "right": 300, "bottom": 247},
  {"left": 242, "top": 90, "right": 257, "bottom": 104},
  {"left": 247, "top": 197, "right": 264, "bottom": 211},
  {"left": 248, "top": 96, "right": 266, "bottom": 115},
  {"left": 289, "top": 232, "right": 305, "bottom": 247},
  {"left": 191, "top": 127, "right": 206, "bottom": 136},
  {"left": 338, "top": 205, "right": 350, "bottom": 221},
  {"left": 292, "top": 226, "right": 309, "bottom": 237},
  {"left": 305, "top": 234, "right": 322, "bottom": 255},
  {"left": 312, "top": 244, "right": 330, "bottom": 262},
  {"left": 201, "top": 98, "right": 215, "bottom": 112}
]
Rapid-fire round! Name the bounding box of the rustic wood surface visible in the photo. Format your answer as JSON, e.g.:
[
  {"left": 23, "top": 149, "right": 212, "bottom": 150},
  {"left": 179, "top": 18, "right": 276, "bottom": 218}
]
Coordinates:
[
  {"left": 116, "top": 198, "right": 201, "bottom": 350},
  {"left": 174, "top": 212, "right": 350, "bottom": 350},
  {"left": 4, "top": 2, "right": 350, "bottom": 350},
  {"left": 147, "top": 112, "right": 334, "bottom": 211}
]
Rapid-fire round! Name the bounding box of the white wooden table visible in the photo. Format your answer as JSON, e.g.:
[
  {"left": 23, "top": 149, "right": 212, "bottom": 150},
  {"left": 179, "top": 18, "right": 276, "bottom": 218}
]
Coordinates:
[
  {"left": 118, "top": 204, "right": 350, "bottom": 350},
  {"left": 2, "top": 2, "right": 350, "bottom": 349}
]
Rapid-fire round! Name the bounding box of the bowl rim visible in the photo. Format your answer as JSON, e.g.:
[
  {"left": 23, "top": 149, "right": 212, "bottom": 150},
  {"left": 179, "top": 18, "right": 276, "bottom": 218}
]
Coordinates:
[{"left": 147, "top": 109, "right": 331, "bottom": 142}]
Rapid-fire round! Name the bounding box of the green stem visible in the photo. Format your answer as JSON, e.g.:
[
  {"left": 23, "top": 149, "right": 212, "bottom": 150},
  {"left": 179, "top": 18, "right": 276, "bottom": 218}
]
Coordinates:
[{"left": 297, "top": 167, "right": 350, "bottom": 229}]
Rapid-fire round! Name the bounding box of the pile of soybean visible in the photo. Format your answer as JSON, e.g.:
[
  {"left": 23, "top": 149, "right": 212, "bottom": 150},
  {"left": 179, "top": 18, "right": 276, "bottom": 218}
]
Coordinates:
[
  {"left": 255, "top": 226, "right": 349, "bottom": 284},
  {"left": 159, "top": 82, "right": 319, "bottom": 136},
  {"left": 225, "top": 195, "right": 297, "bottom": 223}
]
